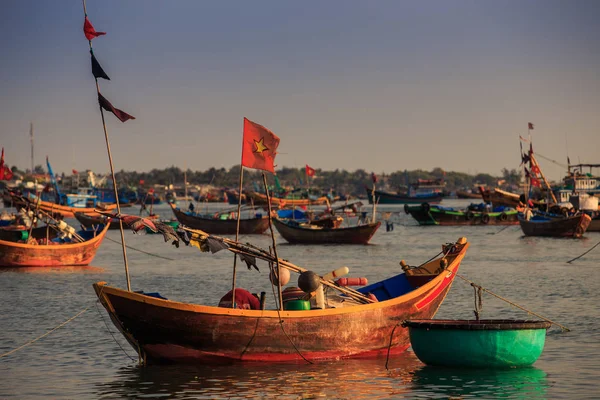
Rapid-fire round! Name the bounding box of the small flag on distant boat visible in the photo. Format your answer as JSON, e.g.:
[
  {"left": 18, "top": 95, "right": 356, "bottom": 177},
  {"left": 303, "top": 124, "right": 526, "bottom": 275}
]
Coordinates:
[
  {"left": 371, "top": 172, "right": 378, "bottom": 183},
  {"left": 528, "top": 122, "right": 534, "bottom": 130},
  {"left": 241, "top": 117, "right": 280, "bottom": 173},
  {"left": 305, "top": 164, "right": 316, "bottom": 177},
  {"left": 84, "top": 16, "right": 106, "bottom": 41},
  {"left": 98, "top": 93, "right": 135, "bottom": 122},
  {"left": 0, "top": 148, "right": 13, "bottom": 181},
  {"left": 91, "top": 51, "right": 110, "bottom": 80}
]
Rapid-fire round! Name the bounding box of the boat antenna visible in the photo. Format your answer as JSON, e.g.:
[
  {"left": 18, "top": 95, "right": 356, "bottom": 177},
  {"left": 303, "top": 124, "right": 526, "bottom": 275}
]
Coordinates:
[
  {"left": 231, "top": 129, "right": 245, "bottom": 308},
  {"left": 30, "top": 122, "right": 34, "bottom": 175},
  {"left": 262, "top": 173, "right": 284, "bottom": 310},
  {"left": 82, "top": 0, "right": 131, "bottom": 291}
]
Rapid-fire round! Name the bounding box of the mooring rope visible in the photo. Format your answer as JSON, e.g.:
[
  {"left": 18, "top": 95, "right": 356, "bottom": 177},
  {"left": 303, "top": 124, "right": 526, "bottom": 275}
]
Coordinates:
[
  {"left": 104, "top": 236, "right": 174, "bottom": 261},
  {"left": 0, "top": 307, "right": 90, "bottom": 359},
  {"left": 472, "top": 283, "right": 483, "bottom": 320},
  {"left": 567, "top": 239, "right": 600, "bottom": 264},
  {"left": 268, "top": 262, "right": 313, "bottom": 365},
  {"left": 94, "top": 301, "right": 136, "bottom": 362},
  {"left": 454, "top": 273, "right": 570, "bottom": 332},
  {"left": 487, "top": 225, "right": 517, "bottom": 235}
]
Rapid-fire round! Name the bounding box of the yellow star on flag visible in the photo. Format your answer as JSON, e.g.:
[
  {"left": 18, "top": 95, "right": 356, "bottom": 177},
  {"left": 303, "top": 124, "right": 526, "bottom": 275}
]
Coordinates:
[{"left": 253, "top": 137, "right": 269, "bottom": 154}]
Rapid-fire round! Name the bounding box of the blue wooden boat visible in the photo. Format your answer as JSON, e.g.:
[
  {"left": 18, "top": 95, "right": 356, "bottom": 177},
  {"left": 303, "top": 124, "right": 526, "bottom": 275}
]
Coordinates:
[{"left": 365, "top": 187, "right": 443, "bottom": 205}]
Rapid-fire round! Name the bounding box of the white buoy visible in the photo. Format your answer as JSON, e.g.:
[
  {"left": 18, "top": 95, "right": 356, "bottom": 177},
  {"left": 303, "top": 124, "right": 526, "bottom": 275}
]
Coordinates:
[{"left": 269, "top": 267, "right": 290, "bottom": 286}]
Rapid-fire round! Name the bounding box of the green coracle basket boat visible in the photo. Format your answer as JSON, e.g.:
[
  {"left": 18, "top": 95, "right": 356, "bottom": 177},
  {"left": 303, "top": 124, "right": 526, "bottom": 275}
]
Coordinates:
[{"left": 403, "top": 319, "right": 552, "bottom": 368}]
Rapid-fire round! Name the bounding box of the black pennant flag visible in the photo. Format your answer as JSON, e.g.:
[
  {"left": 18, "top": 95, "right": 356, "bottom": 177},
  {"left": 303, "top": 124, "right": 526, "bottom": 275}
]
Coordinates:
[
  {"left": 91, "top": 51, "right": 110, "bottom": 80},
  {"left": 98, "top": 92, "right": 135, "bottom": 123}
]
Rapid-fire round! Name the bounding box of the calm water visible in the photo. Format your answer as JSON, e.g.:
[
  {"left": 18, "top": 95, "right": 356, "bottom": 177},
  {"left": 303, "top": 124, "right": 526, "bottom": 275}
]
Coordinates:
[{"left": 0, "top": 200, "right": 598, "bottom": 399}]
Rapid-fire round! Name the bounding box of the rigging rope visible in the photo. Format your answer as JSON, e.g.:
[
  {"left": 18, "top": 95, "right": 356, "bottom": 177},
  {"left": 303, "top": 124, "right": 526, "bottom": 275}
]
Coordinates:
[
  {"left": 0, "top": 307, "right": 90, "bottom": 359},
  {"left": 94, "top": 301, "right": 136, "bottom": 362},
  {"left": 454, "top": 273, "right": 570, "bottom": 332},
  {"left": 567, "top": 239, "right": 600, "bottom": 264},
  {"left": 104, "top": 236, "right": 174, "bottom": 261}
]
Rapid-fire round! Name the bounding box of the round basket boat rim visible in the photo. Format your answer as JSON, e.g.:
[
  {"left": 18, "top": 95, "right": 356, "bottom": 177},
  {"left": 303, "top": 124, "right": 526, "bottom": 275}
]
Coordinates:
[{"left": 403, "top": 319, "right": 552, "bottom": 330}]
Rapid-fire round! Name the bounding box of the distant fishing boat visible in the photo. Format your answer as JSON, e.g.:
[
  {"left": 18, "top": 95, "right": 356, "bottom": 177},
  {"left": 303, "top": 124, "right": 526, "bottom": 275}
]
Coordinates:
[
  {"left": 404, "top": 203, "right": 519, "bottom": 226},
  {"left": 75, "top": 211, "right": 122, "bottom": 230},
  {"left": 246, "top": 191, "right": 330, "bottom": 207},
  {"left": 456, "top": 190, "right": 482, "bottom": 199},
  {"left": 10, "top": 191, "right": 118, "bottom": 219},
  {"left": 273, "top": 217, "right": 381, "bottom": 244},
  {"left": 518, "top": 211, "right": 591, "bottom": 238},
  {"left": 366, "top": 187, "right": 443, "bottom": 205},
  {"left": 0, "top": 223, "right": 109, "bottom": 267},
  {"left": 169, "top": 203, "right": 269, "bottom": 235}
]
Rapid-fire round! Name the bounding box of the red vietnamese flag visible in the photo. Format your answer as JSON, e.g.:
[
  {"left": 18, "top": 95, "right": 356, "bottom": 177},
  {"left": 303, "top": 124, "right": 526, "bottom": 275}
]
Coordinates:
[
  {"left": 84, "top": 17, "right": 106, "bottom": 41},
  {"left": 241, "top": 117, "right": 280, "bottom": 173},
  {"left": 528, "top": 122, "right": 534, "bottom": 130},
  {"left": 305, "top": 164, "right": 316, "bottom": 177},
  {"left": 0, "top": 148, "right": 13, "bottom": 181},
  {"left": 530, "top": 177, "right": 541, "bottom": 187}
]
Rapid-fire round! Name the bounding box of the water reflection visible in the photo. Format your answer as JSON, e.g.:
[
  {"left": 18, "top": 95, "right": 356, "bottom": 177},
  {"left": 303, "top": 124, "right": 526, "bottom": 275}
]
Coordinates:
[
  {"left": 0, "top": 265, "right": 105, "bottom": 274},
  {"left": 95, "top": 356, "right": 415, "bottom": 399},
  {"left": 405, "top": 365, "right": 548, "bottom": 399},
  {"left": 93, "top": 353, "right": 548, "bottom": 399}
]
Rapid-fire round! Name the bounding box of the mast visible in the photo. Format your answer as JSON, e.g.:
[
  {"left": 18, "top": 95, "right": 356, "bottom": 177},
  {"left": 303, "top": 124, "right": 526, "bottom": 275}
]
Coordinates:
[
  {"left": 30, "top": 122, "right": 34, "bottom": 174},
  {"left": 83, "top": 0, "right": 131, "bottom": 291},
  {"left": 184, "top": 168, "right": 188, "bottom": 201}
]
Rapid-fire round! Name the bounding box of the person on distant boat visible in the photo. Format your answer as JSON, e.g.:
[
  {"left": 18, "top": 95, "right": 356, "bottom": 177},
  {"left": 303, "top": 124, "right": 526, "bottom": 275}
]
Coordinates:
[{"left": 188, "top": 202, "right": 195, "bottom": 212}]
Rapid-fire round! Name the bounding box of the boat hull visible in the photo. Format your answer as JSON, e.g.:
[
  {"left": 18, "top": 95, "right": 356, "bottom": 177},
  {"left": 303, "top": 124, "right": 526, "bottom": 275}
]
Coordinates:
[
  {"left": 405, "top": 204, "right": 519, "bottom": 226},
  {"left": 170, "top": 204, "right": 269, "bottom": 235},
  {"left": 366, "top": 188, "right": 443, "bottom": 205},
  {"left": 14, "top": 194, "right": 119, "bottom": 219},
  {"left": 75, "top": 212, "right": 122, "bottom": 230},
  {"left": 0, "top": 224, "right": 109, "bottom": 267},
  {"left": 93, "top": 243, "right": 468, "bottom": 364},
  {"left": 273, "top": 218, "right": 381, "bottom": 244},
  {"left": 247, "top": 192, "right": 329, "bottom": 207},
  {"left": 519, "top": 213, "right": 591, "bottom": 238},
  {"left": 404, "top": 319, "right": 551, "bottom": 368}
]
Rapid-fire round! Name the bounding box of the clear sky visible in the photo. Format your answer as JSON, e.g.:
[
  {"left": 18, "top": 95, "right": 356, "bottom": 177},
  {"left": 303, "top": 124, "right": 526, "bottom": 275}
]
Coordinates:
[{"left": 1, "top": 0, "right": 598, "bottom": 181}]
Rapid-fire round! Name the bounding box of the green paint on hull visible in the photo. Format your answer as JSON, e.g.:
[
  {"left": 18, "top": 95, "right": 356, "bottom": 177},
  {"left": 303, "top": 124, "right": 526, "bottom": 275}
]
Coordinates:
[{"left": 408, "top": 326, "right": 548, "bottom": 368}]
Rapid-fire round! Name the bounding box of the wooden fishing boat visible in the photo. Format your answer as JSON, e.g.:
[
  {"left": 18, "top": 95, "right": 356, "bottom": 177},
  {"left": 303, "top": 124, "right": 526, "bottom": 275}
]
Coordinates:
[
  {"left": 273, "top": 217, "right": 381, "bottom": 244},
  {"left": 365, "top": 187, "right": 443, "bottom": 205},
  {"left": 10, "top": 192, "right": 119, "bottom": 219},
  {"left": 479, "top": 187, "right": 544, "bottom": 209},
  {"left": 518, "top": 211, "right": 591, "bottom": 238},
  {"left": 456, "top": 190, "right": 482, "bottom": 199},
  {"left": 403, "top": 319, "right": 552, "bottom": 368},
  {"left": 0, "top": 223, "right": 110, "bottom": 267},
  {"left": 404, "top": 203, "right": 519, "bottom": 226},
  {"left": 0, "top": 225, "right": 59, "bottom": 242},
  {"left": 93, "top": 237, "right": 469, "bottom": 364},
  {"left": 169, "top": 203, "right": 269, "bottom": 235},
  {"left": 75, "top": 211, "right": 122, "bottom": 230},
  {"left": 246, "top": 191, "right": 330, "bottom": 207}
]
